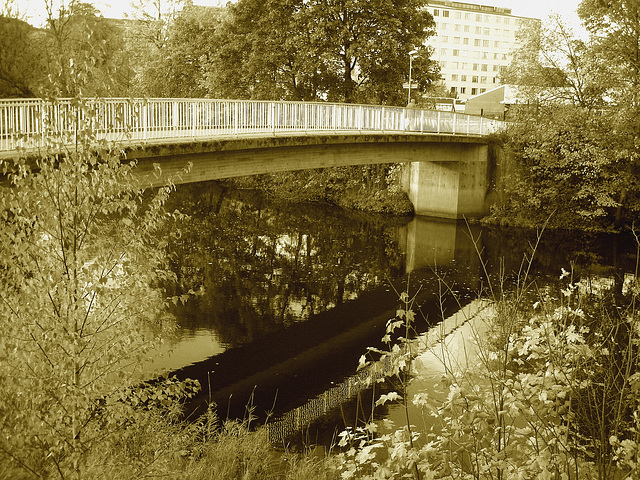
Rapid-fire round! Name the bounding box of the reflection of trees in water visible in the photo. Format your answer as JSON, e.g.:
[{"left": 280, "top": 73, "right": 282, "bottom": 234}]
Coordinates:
[
  {"left": 165, "top": 182, "right": 407, "bottom": 347},
  {"left": 482, "top": 226, "right": 639, "bottom": 295}
]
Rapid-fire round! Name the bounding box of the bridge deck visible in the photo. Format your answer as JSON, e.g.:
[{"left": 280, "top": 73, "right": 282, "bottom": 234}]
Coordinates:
[{"left": 0, "top": 98, "right": 502, "bottom": 156}]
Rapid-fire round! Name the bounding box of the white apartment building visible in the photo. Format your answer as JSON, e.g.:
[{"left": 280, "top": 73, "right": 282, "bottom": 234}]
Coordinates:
[{"left": 424, "top": 0, "right": 539, "bottom": 101}]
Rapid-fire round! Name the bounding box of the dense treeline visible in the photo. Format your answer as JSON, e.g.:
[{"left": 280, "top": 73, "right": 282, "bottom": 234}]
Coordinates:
[
  {"left": 0, "top": 0, "right": 440, "bottom": 104},
  {"left": 492, "top": 0, "right": 640, "bottom": 231}
]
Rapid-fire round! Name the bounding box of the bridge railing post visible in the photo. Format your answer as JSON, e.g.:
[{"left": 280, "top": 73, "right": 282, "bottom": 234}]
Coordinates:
[
  {"left": 172, "top": 101, "right": 178, "bottom": 137},
  {"left": 437, "top": 111, "right": 441, "bottom": 134},
  {"left": 234, "top": 102, "right": 239, "bottom": 135},
  {"left": 191, "top": 101, "right": 196, "bottom": 140},
  {"left": 142, "top": 100, "right": 148, "bottom": 141},
  {"left": 332, "top": 104, "right": 337, "bottom": 132},
  {"left": 270, "top": 102, "right": 276, "bottom": 135},
  {"left": 304, "top": 103, "right": 308, "bottom": 133}
]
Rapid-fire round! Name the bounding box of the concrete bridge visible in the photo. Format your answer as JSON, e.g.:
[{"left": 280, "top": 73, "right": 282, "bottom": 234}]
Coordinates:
[{"left": 0, "top": 98, "right": 503, "bottom": 218}]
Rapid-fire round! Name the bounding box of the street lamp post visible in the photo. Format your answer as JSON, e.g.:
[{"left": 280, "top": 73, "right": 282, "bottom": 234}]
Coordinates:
[{"left": 407, "top": 49, "right": 418, "bottom": 106}]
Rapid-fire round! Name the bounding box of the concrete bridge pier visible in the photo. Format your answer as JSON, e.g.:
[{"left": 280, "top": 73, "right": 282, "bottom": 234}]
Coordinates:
[{"left": 403, "top": 144, "right": 490, "bottom": 219}]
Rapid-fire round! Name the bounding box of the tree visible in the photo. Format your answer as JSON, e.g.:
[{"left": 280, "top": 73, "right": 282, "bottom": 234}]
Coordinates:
[
  {"left": 0, "top": 7, "right": 47, "bottom": 97},
  {"left": 0, "top": 99, "right": 196, "bottom": 478},
  {"left": 201, "top": 0, "right": 439, "bottom": 104},
  {"left": 126, "top": 0, "right": 191, "bottom": 97},
  {"left": 502, "top": 14, "right": 606, "bottom": 110},
  {"left": 578, "top": 0, "right": 640, "bottom": 110},
  {"left": 306, "top": 0, "right": 438, "bottom": 104},
  {"left": 200, "top": 0, "right": 329, "bottom": 100},
  {"left": 42, "top": 0, "right": 132, "bottom": 97}
]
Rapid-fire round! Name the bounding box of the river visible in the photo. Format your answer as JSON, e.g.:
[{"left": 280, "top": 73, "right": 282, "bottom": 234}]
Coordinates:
[{"left": 142, "top": 181, "right": 639, "bottom": 447}]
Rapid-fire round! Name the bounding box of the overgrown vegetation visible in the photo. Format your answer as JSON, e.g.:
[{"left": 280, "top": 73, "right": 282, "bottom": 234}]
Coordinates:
[
  {"left": 332, "top": 228, "right": 640, "bottom": 479},
  {"left": 492, "top": 1, "right": 640, "bottom": 231},
  {"left": 1, "top": 0, "right": 440, "bottom": 104}
]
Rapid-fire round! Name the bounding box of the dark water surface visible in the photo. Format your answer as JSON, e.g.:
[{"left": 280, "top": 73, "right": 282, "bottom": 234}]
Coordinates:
[{"left": 146, "top": 182, "right": 639, "bottom": 445}]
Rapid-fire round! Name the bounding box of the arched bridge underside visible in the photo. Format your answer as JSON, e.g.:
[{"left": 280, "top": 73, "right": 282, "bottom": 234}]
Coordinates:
[{"left": 128, "top": 132, "right": 493, "bottom": 219}]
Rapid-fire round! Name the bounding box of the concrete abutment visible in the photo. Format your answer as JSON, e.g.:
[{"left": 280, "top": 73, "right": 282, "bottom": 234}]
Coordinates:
[{"left": 403, "top": 143, "right": 491, "bottom": 219}]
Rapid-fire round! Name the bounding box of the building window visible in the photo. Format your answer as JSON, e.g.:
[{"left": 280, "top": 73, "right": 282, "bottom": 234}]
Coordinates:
[
  {"left": 493, "top": 65, "right": 499, "bottom": 72},
  {"left": 475, "top": 26, "right": 482, "bottom": 34},
  {"left": 461, "top": 75, "right": 467, "bottom": 81},
  {"left": 452, "top": 61, "right": 459, "bottom": 68},
  {"left": 439, "top": 60, "right": 447, "bottom": 67},
  {"left": 453, "top": 36, "right": 460, "bottom": 44},
  {"left": 433, "top": 9, "right": 439, "bottom": 15},
  {"left": 472, "top": 75, "right": 478, "bottom": 83},
  {"left": 460, "top": 87, "right": 466, "bottom": 94},
  {"left": 461, "top": 63, "right": 468, "bottom": 70},
  {"left": 440, "top": 48, "right": 447, "bottom": 55},
  {"left": 454, "top": 11, "right": 461, "bottom": 19},
  {"left": 441, "top": 35, "right": 448, "bottom": 42},
  {"left": 483, "top": 27, "right": 490, "bottom": 35},
  {"left": 464, "top": 13, "right": 470, "bottom": 20},
  {"left": 480, "top": 76, "right": 487, "bottom": 83},
  {"left": 505, "top": 18, "right": 510, "bottom": 25},
  {"left": 483, "top": 15, "right": 489, "bottom": 22},
  {"left": 494, "top": 40, "right": 500, "bottom": 48},
  {"left": 473, "top": 63, "right": 479, "bottom": 71},
  {"left": 455, "top": 24, "right": 461, "bottom": 31},
  {"left": 463, "top": 37, "right": 469, "bottom": 45},
  {"left": 474, "top": 39, "right": 481, "bottom": 47},
  {"left": 453, "top": 49, "right": 460, "bottom": 56},
  {"left": 452, "top": 74, "right": 459, "bottom": 81},
  {"left": 464, "top": 25, "right": 470, "bottom": 32},
  {"left": 483, "top": 39, "right": 489, "bottom": 47},
  {"left": 493, "top": 53, "right": 499, "bottom": 59},
  {"left": 481, "top": 64, "right": 488, "bottom": 71},
  {"left": 480, "top": 88, "right": 486, "bottom": 93},
  {"left": 482, "top": 52, "right": 489, "bottom": 59},
  {"left": 462, "top": 50, "right": 469, "bottom": 57},
  {"left": 451, "top": 86, "right": 457, "bottom": 94},
  {"left": 476, "top": 14, "right": 482, "bottom": 21},
  {"left": 443, "top": 10, "right": 449, "bottom": 17},
  {"left": 471, "top": 88, "right": 478, "bottom": 95},
  {"left": 493, "top": 77, "right": 498, "bottom": 83}
]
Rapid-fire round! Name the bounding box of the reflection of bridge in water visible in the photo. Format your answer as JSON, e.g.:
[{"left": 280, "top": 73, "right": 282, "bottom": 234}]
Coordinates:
[{"left": 171, "top": 217, "right": 484, "bottom": 443}]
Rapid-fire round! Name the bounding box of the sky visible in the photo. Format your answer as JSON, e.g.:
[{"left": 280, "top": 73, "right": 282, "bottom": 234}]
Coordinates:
[{"left": 16, "top": 0, "right": 585, "bottom": 31}]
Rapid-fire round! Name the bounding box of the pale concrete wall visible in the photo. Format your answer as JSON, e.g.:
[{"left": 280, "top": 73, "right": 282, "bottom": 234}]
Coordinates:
[{"left": 405, "top": 144, "right": 490, "bottom": 219}]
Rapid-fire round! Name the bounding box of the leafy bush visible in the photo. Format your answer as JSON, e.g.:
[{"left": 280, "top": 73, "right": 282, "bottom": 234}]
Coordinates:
[{"left": 334, "top": 233, "right": 640, "bottom": 479}]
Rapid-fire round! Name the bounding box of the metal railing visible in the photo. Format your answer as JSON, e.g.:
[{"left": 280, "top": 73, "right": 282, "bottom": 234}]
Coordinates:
[{"left": 0, "top": 98, "right": 504, "bottom": 152}]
